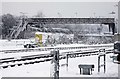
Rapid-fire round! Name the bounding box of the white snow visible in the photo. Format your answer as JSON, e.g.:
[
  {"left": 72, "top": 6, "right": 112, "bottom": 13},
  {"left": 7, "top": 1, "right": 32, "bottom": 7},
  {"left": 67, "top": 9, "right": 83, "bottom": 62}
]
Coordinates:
[
  {"left": 0, "top": 51, "right": 50, "bottom": 59},
  {"left": 1, "top": 53, "right": 118, "bottom": 77},
  {"left": 59, "top": 53, "right": 118, "bottom": 77},
  {"left": 0, "top": 39, "right": 113, "bottom": 60},
  {"left": 0, "top": 39, "right": 118, "bottom": 77},
  {"left": 0, "top": 39, "right": 113, "bottom": 51},
  {"left": 0, "top": 39, "right": 34, "bottom": 50}
]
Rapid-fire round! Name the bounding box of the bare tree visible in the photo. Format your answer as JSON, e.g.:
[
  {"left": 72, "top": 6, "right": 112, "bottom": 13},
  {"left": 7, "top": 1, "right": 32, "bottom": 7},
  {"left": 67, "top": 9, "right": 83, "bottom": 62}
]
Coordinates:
[{"left": 2, "top": 14, "right": 17, "bottom": 38}]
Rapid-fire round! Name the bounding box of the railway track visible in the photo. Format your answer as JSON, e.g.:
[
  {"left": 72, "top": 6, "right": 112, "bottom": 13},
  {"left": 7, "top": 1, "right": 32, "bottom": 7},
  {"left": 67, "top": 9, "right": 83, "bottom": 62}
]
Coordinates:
[
  {"left": 0, "top": 44, "right": 113, "bottom": 53},
  {"left": 0, "top": 47, "right": 113, "bottom": 69}
]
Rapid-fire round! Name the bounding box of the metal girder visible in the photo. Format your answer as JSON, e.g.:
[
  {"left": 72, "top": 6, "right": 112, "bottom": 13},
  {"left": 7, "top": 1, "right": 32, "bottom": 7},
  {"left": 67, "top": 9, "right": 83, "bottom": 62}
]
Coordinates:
[{"left": 28, "top": 18, "right": 115, "bottom": 24}]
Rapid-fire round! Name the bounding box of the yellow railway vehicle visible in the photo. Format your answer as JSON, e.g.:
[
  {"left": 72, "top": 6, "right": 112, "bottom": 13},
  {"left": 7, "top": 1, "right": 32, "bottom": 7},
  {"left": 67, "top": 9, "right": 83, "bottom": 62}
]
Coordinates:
[
  {"left": 35, "top": 32, "right": 53, "bottom": 46},
  {"left": 35, "top": 32, "right": 42, "bottom": 46},
  {"left": 24, "top": 32, "right": 74, "bottom": 48}
]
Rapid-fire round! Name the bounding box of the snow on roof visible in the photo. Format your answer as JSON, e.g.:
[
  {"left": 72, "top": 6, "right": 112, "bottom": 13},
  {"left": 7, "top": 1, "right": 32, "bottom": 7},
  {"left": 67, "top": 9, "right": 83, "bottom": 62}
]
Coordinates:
[
  {"left": 35, "top": 32, "right": 52, "bottom": 35},
  {"left": 114, "top": 41, "right": 120, "bottom": 43},
  {"left": 54, "top": 43, "right": 113, "bottom": 48}
]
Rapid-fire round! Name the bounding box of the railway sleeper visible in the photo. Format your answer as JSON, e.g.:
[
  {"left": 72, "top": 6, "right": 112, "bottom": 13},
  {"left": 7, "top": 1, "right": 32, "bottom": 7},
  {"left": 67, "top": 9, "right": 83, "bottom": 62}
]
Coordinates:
[
  {"left": 79, "top": 55, "right": 82, "bottom": 57},
  {"left": 18, "top": 64, "right": 22, "bottom": 66},
  {"left": 34, "top": 61, "right": 40, "bottom": 63},
  {"left": 24, "top": 62, "right": 29, "bottom": 65},
  {"left": 42, "top": 55, "right": 51, "bottom": 58},
  {"left": 36, "top": 61, "right": 42, "bottom": 63},
  {"left": 84, "top": 54, "right": 89, "bottom": 56},
  {"left": 81, "top": 54, "right": 85, "bottom": 56},
  {"left": 35, "top": 57, "right": 41, "bottom": 59},
  {"left": 2, "top": 66, "right": 9, "bottom": 69},
  {"left": 15, "top": 59, "right": 22, "bottom": 62},
  {"left": 45, "top": 59, "right": 52, "bottom": 61},
  {"left": 39, "top": 60, "right": 45, "bottom": 62},
  {"left": 76, "top": 54, "right": 79, "bottom": 57},
  {"left": 91, "top": 53, "right": 98, "bottom": 55},
  {"left": 0, "top": 57, "right": 14, "bottom": 61},
  {"left": 26, "top": 58, "right": 34, "bottom": 60},
  {"left": 20, "top": 59, "right": 27, "bottom": 61},
  {"left": 29, "top": 62, "right": 35, "bottom": 64},
  {"left": 11, "top": 60, "right": 16, "bottom": 62},
  {"left": 2, "top": 61, "right": 12, "bottom": 63},
  {"left": 10, "top": 64, "right": 16, "bottom": 67},
  {"left": 30, "top": 57, "right": 37, "bottom": 60}
]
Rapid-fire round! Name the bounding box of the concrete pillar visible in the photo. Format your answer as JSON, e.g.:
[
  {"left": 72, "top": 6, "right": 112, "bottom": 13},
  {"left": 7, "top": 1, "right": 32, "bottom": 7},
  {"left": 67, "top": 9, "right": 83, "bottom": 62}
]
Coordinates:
[
  {"left": 115, "top": 2, "right": 120, "bottom": 41},
  {"left": 118, "top": 2, "right": 120, "bottom": 34},
  {"left": 117, "top": 2, "right": 120, "bottom": 79}
]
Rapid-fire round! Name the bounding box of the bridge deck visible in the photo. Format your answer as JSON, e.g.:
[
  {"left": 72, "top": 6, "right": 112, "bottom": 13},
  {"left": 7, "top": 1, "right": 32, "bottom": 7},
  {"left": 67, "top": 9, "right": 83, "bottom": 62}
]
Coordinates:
[{"left": 28, "top": 17, "right": 115, "bottom": 24}]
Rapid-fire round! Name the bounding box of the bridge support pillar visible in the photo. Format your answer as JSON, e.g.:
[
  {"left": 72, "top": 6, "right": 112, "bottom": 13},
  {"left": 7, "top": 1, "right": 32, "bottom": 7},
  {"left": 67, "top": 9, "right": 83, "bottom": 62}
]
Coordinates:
[
  {"left": 114, "top": 33, "right": 120, "bottom": 42},
  {"left": 114, "top": 1, "right": 120, "bottom": 66},
  {"left": 109, "top": 23, "right": 115, "bottom": 35},
  {"left": 114, "top": 2, "right": 120, "bottom": 42},
  {"left": 117, "top": 2, "right": 120, "bottom": 41}
]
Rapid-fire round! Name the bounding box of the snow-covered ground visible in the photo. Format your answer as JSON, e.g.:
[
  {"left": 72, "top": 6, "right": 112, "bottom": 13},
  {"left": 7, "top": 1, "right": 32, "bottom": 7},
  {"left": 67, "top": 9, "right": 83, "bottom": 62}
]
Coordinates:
[
  {"left": 0, "top": 39, "right": 113, "bottom": 59},
  {"left": 0, "top": 39, "right": 34, "bottom": 50},
  {"left": 60, "top": 53, "right": 118, "bottom": 77},
  {"left": 0, "top": 39, "right": 113, "bottom": 51},
  {"left": 1, "top": 53, "right": 118, "bottom": 77},
  {"left": 0, "top": 39, "right": 118, "bottom": 77}
]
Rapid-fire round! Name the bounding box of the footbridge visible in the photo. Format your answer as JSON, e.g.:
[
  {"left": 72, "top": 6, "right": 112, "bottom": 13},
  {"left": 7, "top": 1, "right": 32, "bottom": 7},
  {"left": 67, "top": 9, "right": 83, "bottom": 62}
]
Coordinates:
[
  {"left": 28, "top": 17, "right": 114, "bottom": 24},
  {"left": 9, "top": 17, "right": 115, "bottom": 39}
]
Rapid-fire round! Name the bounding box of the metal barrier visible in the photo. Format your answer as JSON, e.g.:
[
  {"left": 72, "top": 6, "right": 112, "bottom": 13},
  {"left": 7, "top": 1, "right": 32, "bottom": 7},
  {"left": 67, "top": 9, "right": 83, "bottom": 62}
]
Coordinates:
[
  {"left": 98, "top": 49, "right": 106, "bottom": 73},
  {"left": 0, "top": 48, "right": 111, "bottom": 69},
  {"left": 1, "top": 44, "right": 113, "bottom": 53},
  {"left": 78, "top": 64, "right": 94, "bottom": 75}
]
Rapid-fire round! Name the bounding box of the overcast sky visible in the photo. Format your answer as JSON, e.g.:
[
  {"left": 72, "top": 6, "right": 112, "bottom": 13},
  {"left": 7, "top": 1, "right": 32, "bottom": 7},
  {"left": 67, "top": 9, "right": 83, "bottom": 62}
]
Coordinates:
[{"left": 2, "top": 2, "right": 118, "bottom": 18}]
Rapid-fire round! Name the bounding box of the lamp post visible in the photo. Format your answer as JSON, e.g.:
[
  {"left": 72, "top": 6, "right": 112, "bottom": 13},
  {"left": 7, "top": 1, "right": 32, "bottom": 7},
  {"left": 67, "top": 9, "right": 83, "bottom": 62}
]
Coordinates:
[
  {"left": 57, "top": 12, "right": 61, "bottom": 17},
  {"left": 75, "top": 12, "right": 77, "bottom": 17},
  {"left": 20, "top": 12, "right": 28, "bottom": 19},
  {"left": 93, "top": 12, "right": 96, "bottom": 18}
]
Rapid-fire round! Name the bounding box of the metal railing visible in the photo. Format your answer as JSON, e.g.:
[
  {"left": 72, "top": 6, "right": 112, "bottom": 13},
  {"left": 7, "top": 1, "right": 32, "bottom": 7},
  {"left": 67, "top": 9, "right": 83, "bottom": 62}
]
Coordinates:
[{"left": 0, "top": 48, "right": 113, "bottom": 69}]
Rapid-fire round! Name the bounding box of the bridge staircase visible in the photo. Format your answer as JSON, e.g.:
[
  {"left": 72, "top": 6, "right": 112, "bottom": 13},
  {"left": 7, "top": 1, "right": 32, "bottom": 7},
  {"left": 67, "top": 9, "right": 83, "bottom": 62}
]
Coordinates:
[{"left": 9, "top": 20, "right": 28, "bottom": 39}]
